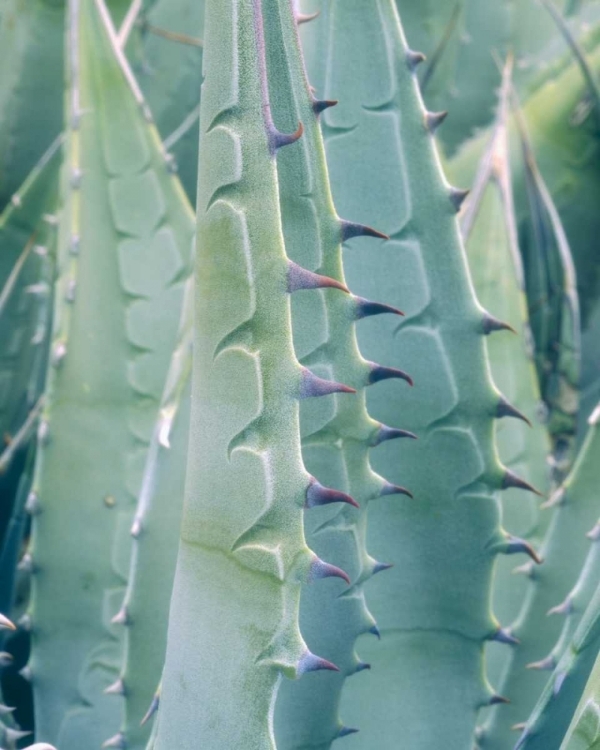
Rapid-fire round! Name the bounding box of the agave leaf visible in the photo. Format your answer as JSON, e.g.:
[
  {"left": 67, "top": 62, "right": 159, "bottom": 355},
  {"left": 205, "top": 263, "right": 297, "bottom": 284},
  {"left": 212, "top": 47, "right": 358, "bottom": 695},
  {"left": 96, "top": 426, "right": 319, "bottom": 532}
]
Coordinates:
[
  {"left": 112, "top": 278, "right": 193, "bottom": 749},
  {"left": 513, "top": 414, "right": 600, "bottom": 747},
  {"left": 297, "top": 1, "right": 543, "bottom": 747},
  {"left": 459, "top": 61, "right": 552, "bottom": 696},
  {"left": 27, "top": 1, "right": 193, "bottom": 746},
  {"left": 0, "top": 138, "right": 61, "bottom": 543},
  {"left": 483, "top": 404, "right": 600, "bottom": 747},
  {"left": 0, "top": 0, "right": 64, "bottom": 211},
  {"left": 447, "top": 28, "right": 600, "bottom": 429},
  {"left": 561, "top": 657, "right": 600, "bottom": 749},
  {"left": 513, "top": 97, "right": 581, "bottom": 484},
  {"left": 154, "top": 0, "right": 367, "bottom": 745},
  {"left": 252, "top": 1, "right": 416, "bottom": 747},
  {"left": 0, "top": 207, "right": 56, "bottom": 615},
  {"left": 127, "top": 0, "right": 204, "bottom": 203},
  {"left": 392, "top": 0, "right": 580, "bottom": 156}
]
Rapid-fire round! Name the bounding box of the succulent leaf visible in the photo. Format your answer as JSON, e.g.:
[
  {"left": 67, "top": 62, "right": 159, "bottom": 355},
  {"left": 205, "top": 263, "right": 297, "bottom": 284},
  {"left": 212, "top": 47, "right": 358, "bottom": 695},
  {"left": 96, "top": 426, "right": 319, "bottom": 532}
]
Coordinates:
[
  {"left": 155, "top": 0, "right": 351, "bottom": 746},
  {"left": 485, "top": 405, "right": 600, "bottom": 747},
  {"left": 114, "top": 278, "right": 193, "bottom": 748},
  {"left": 28, "top": 0, "right": 193, "bottom": 745},
  {"left": 458, "top": 61, "right": 552, "bottom": 698},
  {"left": 298, "top": 1, "right": 535, "bottom": 747},
  {"left": 516, "top": 483, "right": 600, "bottom": 749}
]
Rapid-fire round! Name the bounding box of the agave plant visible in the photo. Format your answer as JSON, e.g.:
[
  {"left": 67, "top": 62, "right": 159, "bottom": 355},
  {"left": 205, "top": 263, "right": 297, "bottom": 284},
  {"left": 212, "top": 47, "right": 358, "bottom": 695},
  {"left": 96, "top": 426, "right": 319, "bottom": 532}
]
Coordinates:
[{"left": 0, "top": 1, "right": 599, "bottom": 749}]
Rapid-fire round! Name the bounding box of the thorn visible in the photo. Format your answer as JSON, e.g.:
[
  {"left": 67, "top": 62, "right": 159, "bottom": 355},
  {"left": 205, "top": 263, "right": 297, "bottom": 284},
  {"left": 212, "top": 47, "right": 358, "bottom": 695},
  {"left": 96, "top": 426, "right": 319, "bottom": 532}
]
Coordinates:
[
  {"left": 19, "top": 665, "right": 32, "bottom": 682},
  {"left": 554, "top": 670, "right": 567, "bottom": 695},
  {"left": 502, "top": 535, "right": 542, "bottom": 564},
  {"left": 102, "top": 733, "right": 127, "bottom": 749},
  {"left": 337, "top": 726, "right": 359, "bottom": 738},
  {"left": 354, "top": 296, "right": 404, "bottom": 319},
  {"left": 547, "top": 597, "right": 572, "bottom": 616},
  {"left": 513, "top": 561, "right": 535, "bottom": 577},
  {"left": 367, "top": 362, "right": 413, "bottom": 387},
  {"left": 51, "top": 341, "right": 67, "bottom": 367},
  {"left": 449, "top": 187, "right": 470, "bottom": 212},
  {"left": 340, "top": 220, "right": 388, "bottom": 242},
  {"left": 141, "top": 692, "right": 160, "bottom": 726},
  {"left": 587, "top": 521, "right": 600, "bottom": 541},
  {"left": 369, "top": 624, "right": 381, "bottom": 639},
  {"left": 492, "top": 627, "right": 520, "bottom": 646},
  {"left": 38, "top": 419, "right": 50, "bottom": 444},
  {"left": 70, "top": 168, "right": 83, "bottom": 189},
  {"left": 512, "top": 723, "right": 527, "bottom": 732},
  {"left": 489, "top": 694, "right": 510, "bottom": 705},
  {"left": 370, "top": 424, "right": 417, "bottom": 446},
  {"left": 0, "top": 704, "right": 15, "bottom": 715},
  {"left": 380, "top": 482, "right": 413, "bottom": 499},
  {"left": 287, "top": 260, "right": 349, "bottom": 294},
  {"left": 372, "top": 561, "right": 394, "bottom": 575},
  {"left": 17, "top": 614, "right": 32, "bottom": 632},
  {"left": 313, "top": 99, "right": 338, "bottom": 116},
  {"left": 104, "top": 678, "right": 126, "bottom": 696},
  {"left": 496, "top": 396, "right": 532, "bottom": 427},
  {"left": 111, "top": 607, "right": 130, "bottom": 626},
  {"left": 354, "top": 661, "right": 371, "bottom": 673},
  {"left": 305, "top": 478, "right": 359, "bottom": 509},
  {"left": 18, "top": 554, "right": 34, "bottom": 574},
  {"left": 297, "top": 651, "right": 339, "bottom": 675},
  {"left": 482, "top": 312, "right": 516, "bottom": 335},
  {"left": 0, "top": 653, "right": 13, "bottom": 667},
  {"left": 502, "top": 469, "right": 543, "bottom": 497},
  {"left": 424, "top": 110, "right": 448, "bottom": 133},
  {"left": 527, "top": 655, "right": 556, "bottom": 671},
  {"left": 297, "top": 11, "right": 319, "bottom": 23},
  {"left": 541, "top": 487, "right": 564, "bottom": 509},
  {"left": 309, "top": 557, "right": 350, "bottom": 585},
  {"left": 406, "top": 49, "right": 426, "bottom": 69},
  {"left": 299, "top": 368, "right": 356, "bottom": 398},
  {"left": 25, "top": 491, "right": 41, "bottom": 515},
  {"left": 130, "top": 517, "right": 142, "bottom": 538},
  {"left": 0, "top": 614, "right": 15, "bottom": 631},
  {"left": 270, "top": 121, "right": 304, "bottom": 151}
]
